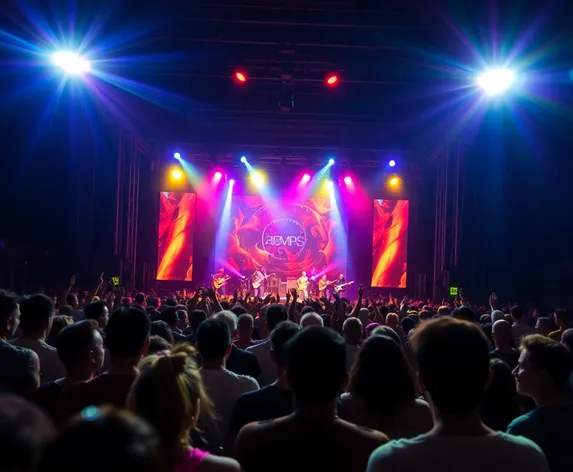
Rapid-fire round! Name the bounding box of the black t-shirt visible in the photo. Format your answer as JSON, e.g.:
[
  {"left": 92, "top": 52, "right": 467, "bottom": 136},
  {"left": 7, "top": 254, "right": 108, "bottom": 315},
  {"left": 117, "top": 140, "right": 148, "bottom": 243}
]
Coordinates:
[
  {"left": 230, "top": 385, "right": 294, "bottom": 436},
  {"left": 33, "top": 381, "right": 62, "bottom": 420},
  {"left": 227, "top": 345, "right": 261, "bottom": 378},
  {"left": 490, "top": 349, "right": 519, "bottom": 371}
]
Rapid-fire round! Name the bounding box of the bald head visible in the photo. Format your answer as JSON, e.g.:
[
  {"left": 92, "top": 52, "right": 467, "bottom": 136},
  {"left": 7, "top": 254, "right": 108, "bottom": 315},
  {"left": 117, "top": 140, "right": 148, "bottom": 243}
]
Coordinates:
[
  {"left": 300, "top": 312, "right": 323, "bottom": 329},
  {"left": 342, "top": 317, "right": 363, "bottom": 344},
  {"left": 492, "top": 320, "right": 512, "bottom": 348}
]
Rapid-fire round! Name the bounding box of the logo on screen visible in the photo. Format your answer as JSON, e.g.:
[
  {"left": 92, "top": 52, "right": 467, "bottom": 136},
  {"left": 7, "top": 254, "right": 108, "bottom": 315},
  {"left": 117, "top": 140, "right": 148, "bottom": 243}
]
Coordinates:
[{"left": 262, "top": 218, "right": 306, "bottom": 260}]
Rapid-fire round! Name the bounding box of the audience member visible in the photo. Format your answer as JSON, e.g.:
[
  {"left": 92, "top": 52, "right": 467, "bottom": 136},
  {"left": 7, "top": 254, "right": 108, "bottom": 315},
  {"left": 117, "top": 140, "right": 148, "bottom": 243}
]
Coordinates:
[
  {"left": 490, "top": 320, "right": 520, "bottom": 370},
  {"left": 300, "top": 311, "right": 324, "bottom": 328},
  {"left": 236, "top": 326, "right": 388, "bottom": 472},
  {"left": 39, "top": 407, "right": 163, "bottom": 472},
  {"left": 129, "top": 344, "right": 240, "bottom": 472},
  {"left": 0, "top": 395, "right": 54, "bottom": 472},
  {"left": 342, "top": 317, "right": 362, "bottom": 372},
  {"left": 549, "top": 308, "right": 572, "bottom": 341},
  {"left": 247, "top": 304, "right": 288, "bottom": 386},
  {"left": 197, "top": 317, "right": 259, "bottom": 452},
  {"left": 0, "top": 291, "right": 40, "bottom": 397},
  {"left": 508, "top": 334, "right": 573, "bottom": 472},
  {"left": 46, "top": 315, "right": 73, "bottom": 347},
  {"left": 229, "top": 321, "right": 300, "bottom": 439},
  {"left": 10, "top": 294, "right": 66, "bottom": 383},
  {"left": 339, "top": 334, "right": 432, "bottom": 439},
  {"left": 510, "top": 305, "right": 535, "bottom": 346},
  {"left": 56, "top": 306, "right": 150, "bottom": 423},
  {"left": 367, "top": 317, "right": 549, "bottom": 472},
  {"left": 84, "top": 301, "right": 109, "bottom": 332}
]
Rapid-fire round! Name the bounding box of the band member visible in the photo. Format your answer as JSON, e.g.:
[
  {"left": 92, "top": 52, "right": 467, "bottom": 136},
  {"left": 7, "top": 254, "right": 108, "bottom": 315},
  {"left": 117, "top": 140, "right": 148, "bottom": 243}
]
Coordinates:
[
  {"left": 333, "top": 274, "right": 346, "bottom": 295},
  {"left": 297, "top": 271, "right": 309, "bottom": 299},
  {"left": 213, "top": 268, "right": 230, "bottom": 296},
  {"left": 318, "top": 275, "right": 332, "bottom": 299},
  {"left": 252, "top": 268, "right": 265, "bottom": 299}
]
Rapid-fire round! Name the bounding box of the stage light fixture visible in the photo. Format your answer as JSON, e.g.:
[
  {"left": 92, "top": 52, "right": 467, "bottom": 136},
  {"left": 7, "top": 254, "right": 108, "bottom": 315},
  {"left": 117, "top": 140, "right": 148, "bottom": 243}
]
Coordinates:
[
  {"left": 234, "top": 71, "right": 247, "bottom": 83},
  {"left": 52, "top": 51, "right": 91, "bottom": 74},
  {"left": 389, "top": 160, "right": 396, "bottom": 167},
  {"left": 325, "top": 73, "right": 339, "bottom": 87},
  {"left": 328, "top": 158, "right": 335, "bottom": 166},
  {"left": 170, "top": 168, "right": 183, "bottom": 181},
  {"left": 476, "top": 68, "right": 516, "bottom": 95},
  {"left": 229, "top": 179, "right": 235, "bottom": 186},
  {"left": 389, "top": 177, "right": 399, "bottom": 186},
  {"left": 174, "top": 152, "right": 181, "bottom": 159},
  {"left": 252, "top": 171, "right": 265, "bottom": 186},
  {"left": 240, "top": 156, "right": 247, "bottom": 164},
  {"left": 344, "top": 176, "right": 352, "bottom": 184},
  {"left": 214, "top": 171, "right": 222, "bottom": 179},
  {"left": 301, "top": 173, "right": 311, "bottom": 184}
]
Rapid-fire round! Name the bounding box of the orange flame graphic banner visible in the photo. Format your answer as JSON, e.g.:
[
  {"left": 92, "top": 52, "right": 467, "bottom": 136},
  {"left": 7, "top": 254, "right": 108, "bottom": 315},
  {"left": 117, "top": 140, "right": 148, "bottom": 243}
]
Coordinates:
[{"left": 371, "top": 199, "right": 409, "bottom": 288}]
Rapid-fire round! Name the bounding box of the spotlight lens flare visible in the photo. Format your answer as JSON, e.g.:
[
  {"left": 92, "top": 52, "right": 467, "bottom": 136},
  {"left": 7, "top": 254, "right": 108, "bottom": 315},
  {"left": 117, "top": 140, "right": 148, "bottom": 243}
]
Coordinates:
[
  {"left": 171, "top": 169, "right": 183, "bottom": 180},
  {"left": 389, "top": 160, "right": 396, "bottom": 167},
  {"left": 389, "top": 177, "right": 399, "bottom": 186},
  {"left": 240, "top": 156, "right": 247, "bottom": 163},
  {"left": 229, "top": 179, "right": 235, "bottom": 186},
  {"left": 301, "top": 173, "right": 311, "bottom": 183},
  {"left": 174, "top": 152, "right": 181, "bottom": 159},
  {"left": 252, "top": 171, "right": 265, "bottom": 186},
  {"left": 52, "top": 51, "right": 91, "bottom": 74},
  {"left": 344, "top": 176, "right": 352, "bottom": 184},
  {"left": 476, "top": 68, "right": 516, "bottom": 95},
  {"left": 328, "top": 158, "right": 335, "bottom": 166}
]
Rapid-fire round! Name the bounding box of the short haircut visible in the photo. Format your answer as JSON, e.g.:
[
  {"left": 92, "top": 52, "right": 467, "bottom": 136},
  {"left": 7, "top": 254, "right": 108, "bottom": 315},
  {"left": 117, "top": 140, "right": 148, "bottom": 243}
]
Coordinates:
[
  {"left": 237, "top": 313, "right": 254, "bottom": 330},
  {"left": 146, "top": 335, "right": 171, "bottom": 356},
  {"left": 57, "top": 320, "right": 100, "bottom": 369},
  {"left": 189, "top": 309, "right": 207, "bottom": 329},
  {"left": 285, "top": 326, "right": 346, "bottom": 405},
  {"left": 266, "top": 304, "right": 288, "bottom": 332},
  {"left": 521, "top": 334, "right": 573, "bottom": 388},
  {"left": 371, "top": 325, "right": 402, "bottom": 347},
  {"left": 452, "top": 306, "right": 475, "bottom": 323},
  {"left": 150, "top": 321, "right": 174, "bottom": 344},
  {"left": 196, "top": 318, "right": 231, "bottom": 361},
  {"left": 300, "top": 312, "right": 324, "bottom": 328},
  {"left": 231, "top": 305, "right": 248, "bottom": 316},
  {"left": 0, "top": 395, "right": 54, "bottom": 472},
  {"left": 65, "top": 293, "right": 77, "bottom": 305},
  {"left": 0, "top": 290, "right": 18, "bottom": 322},
  {"left": 561, "top": 328, "right": 573, "bottom": 352},
  {"left": 214, "top": 310, "right": 238, "bottom": 333},
  {"left": 555, "top": 308, "right": 572, "bottom": 324},
  {"left": 510, "top": 305, "right": 524, "bottom": 320},
  {"left": 134, "top": 293, "right": 146, "bottom": 304},
  {"left": 106, "top": 307, "right": 150, "bottom": 358},
  {"left": 270, "top": 321, "right": 300, "bottom": 367},
  {"left": 160, "top": 307, "right": 178, "bottom": 328},
  {"left": 85, "top": 301, "right": 107, "bottom": 321},
  {"left": 19, "top": 294, "right": 54, "bottom": 333},
  {"left": 411, "top": 317, "right": 491, "bottom": 414},
  {"left": 38, "top": 407, "right": 162, "bottom": 472}
]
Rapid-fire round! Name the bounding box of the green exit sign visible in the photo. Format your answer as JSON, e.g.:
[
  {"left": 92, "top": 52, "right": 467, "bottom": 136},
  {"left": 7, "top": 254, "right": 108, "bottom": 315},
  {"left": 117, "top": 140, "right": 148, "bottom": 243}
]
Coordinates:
[{"left": 449, "top": 286, "right": 459, "bottom": 296}]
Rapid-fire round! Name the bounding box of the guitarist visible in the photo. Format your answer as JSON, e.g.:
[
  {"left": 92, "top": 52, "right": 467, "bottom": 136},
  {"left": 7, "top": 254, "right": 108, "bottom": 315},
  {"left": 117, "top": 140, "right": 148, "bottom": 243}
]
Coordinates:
[
  {"left": 318, "top": 275, "right": 334, "bottom": 299},
  {"left": 333, "top": 274, "right": 347, "bottom": 295},
  {"left": 251, "top": 268, "right": 266, "bottom": 299},
  {"left": 213, "top": 268, "right": 230, "bottom": 296},
  {"left": 297, "top": 271, "right": 310, "bottom": 300}
]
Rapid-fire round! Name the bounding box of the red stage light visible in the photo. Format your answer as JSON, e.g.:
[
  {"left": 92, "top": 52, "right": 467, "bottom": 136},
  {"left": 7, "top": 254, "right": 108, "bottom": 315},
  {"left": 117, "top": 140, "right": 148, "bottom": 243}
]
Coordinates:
[
  {"left": 325, "top": 74, "right": 339, "bottom": 86},
  {"left": 234, "top": 71, "right": 247, "bottom": 83}
]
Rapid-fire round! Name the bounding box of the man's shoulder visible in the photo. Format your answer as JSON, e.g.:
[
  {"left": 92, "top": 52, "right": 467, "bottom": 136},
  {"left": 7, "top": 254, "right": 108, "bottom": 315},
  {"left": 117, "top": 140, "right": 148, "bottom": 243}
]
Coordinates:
[
  {"left": 507, "top": 410, "right": 539, "bottom": 434},
  {"left": 335, "top": 417, "right": 388, "bottom": 445},
  {"left": 1, "top": 340, "right": 34, "bottom": 357},
  {"left": 223, "top": 369, "right": 259, "bottom": 388}
]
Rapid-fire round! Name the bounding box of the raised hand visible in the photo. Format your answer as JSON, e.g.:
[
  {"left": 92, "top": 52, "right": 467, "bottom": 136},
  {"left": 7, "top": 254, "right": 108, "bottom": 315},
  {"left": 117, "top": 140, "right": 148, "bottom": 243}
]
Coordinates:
[
  {"left": 70, "top": 274, "right": 76, "bottom": 287},
  {"left": 358, "top": 284, "right": 364, "bottom": 297},
  {"left": 98, "top": 272, "right": 104, "bottom": 286}
]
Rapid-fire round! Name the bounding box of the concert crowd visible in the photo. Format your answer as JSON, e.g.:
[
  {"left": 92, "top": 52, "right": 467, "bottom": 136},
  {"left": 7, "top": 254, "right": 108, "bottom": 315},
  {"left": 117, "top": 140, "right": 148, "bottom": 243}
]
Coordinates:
[{"left": 1, "top": 272, "right": 573, "bottom": 472}]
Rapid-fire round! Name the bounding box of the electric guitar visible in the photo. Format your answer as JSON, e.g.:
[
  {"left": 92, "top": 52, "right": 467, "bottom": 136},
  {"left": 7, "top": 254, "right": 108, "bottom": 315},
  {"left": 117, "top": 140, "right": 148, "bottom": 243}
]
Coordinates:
[
  {"left": 333, "top": 280, "right": 354, "bottom": 294},
  {"left": 318, "top": 280, "right": 336, "bottom": 291},
  {"left": 297, "top": 278, "right": 310, "bottom": 292},
  {"left": 213, "top": 275, "right": 231, "bottom": 289},
  {"left": 252, "top": 273, "right": 274, "bottom": 289}
]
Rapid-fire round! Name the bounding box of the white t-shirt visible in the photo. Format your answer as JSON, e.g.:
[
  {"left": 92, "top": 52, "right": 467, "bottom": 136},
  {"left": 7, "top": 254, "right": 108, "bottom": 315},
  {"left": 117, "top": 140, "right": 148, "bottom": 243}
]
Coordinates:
[
  {"left": 247, "top": 339, "right": 274, "bottom": 386},
  {"left": 345, "top": 343, "right": 360, "bottom": 372},
  {"left": 512, "top": 322, "right": 535, "bottom": 346},
  {"left": 200, "top": 368, "right": 259, "bottom": 447},
  {"left": 367, "top": 432, "right": 549, "bottom": 472},
  {"left": 9, "top": 337, "right": 66, "bottom": 383}
]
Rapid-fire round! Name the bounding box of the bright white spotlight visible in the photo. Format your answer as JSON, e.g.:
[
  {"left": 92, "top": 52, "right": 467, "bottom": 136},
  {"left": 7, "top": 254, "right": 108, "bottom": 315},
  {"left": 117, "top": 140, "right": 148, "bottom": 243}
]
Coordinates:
[
  {"left": 476, "top": 68, "right": 516, "bottom": 95},
  {"left": 252, "top": 171, "right": 265, "bottom": 186},
  {"left": 328, "top": 158, "right": 335, "bottom": 166},
  {"left": 174, "top": 152, "right": 181, "bottom": 159},
  {"left": 240, "top": 156, "right": 247, "bottom": 163},
  {"left": 389, "top": 160, "right": 396, "bottom": 167},
  {"left": 52, "top": 51, "right": 91, "bottom": 74},
  {"left": 229, "top": 179, "right": 235, "bottom": 186}
]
